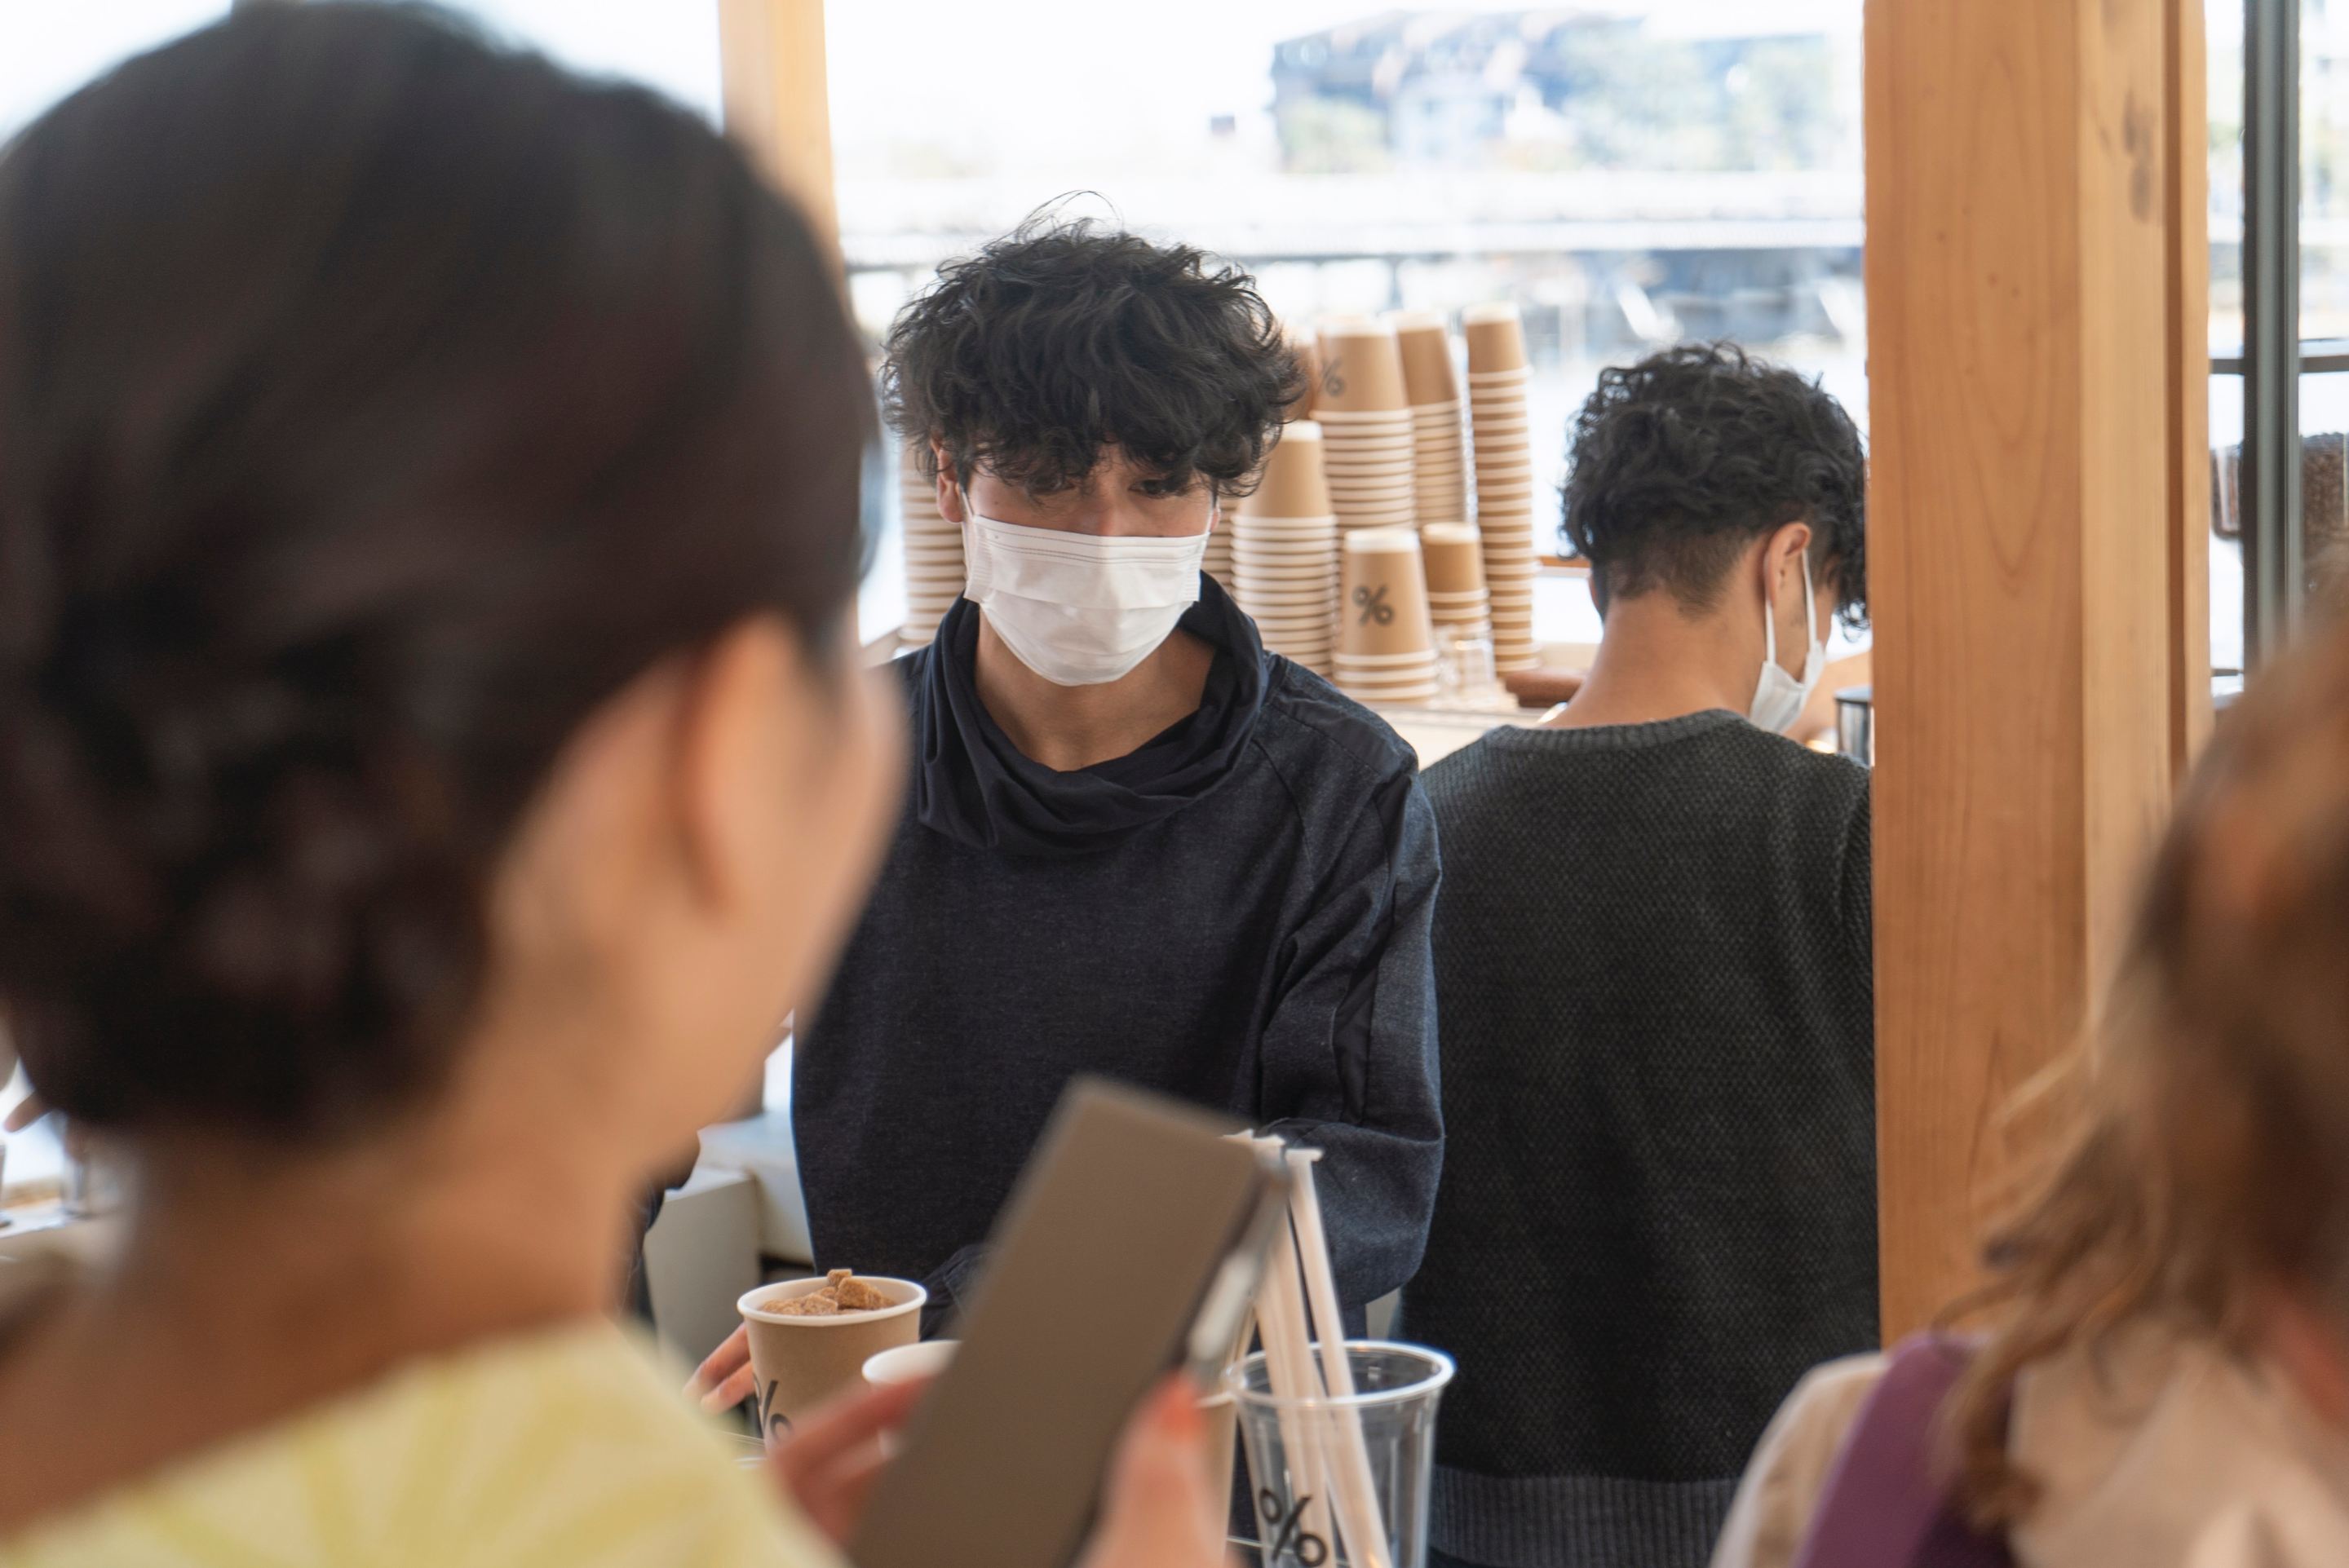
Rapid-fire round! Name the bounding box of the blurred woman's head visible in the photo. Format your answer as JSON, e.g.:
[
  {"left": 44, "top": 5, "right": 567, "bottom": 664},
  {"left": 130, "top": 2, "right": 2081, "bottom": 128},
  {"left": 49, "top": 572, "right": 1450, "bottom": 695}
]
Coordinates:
[
  {"left": 1955, "top": 615, "right": 2349, "bottom": 1518},
  {"left": 0, "top": 5, "right": 901, "bottom": 1181}
]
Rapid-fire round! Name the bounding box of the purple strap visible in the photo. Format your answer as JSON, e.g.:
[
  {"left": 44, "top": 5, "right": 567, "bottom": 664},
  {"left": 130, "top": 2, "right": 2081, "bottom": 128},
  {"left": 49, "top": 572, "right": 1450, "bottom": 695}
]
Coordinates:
[{"left": 1789, "top": 1335, "right": 2014, "bottom": 1568}]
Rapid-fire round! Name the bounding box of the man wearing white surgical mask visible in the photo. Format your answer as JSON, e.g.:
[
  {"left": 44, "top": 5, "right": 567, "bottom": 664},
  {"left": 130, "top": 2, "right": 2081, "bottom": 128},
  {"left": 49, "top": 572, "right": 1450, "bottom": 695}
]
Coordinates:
[
  {"left": 1405, "top": 344, "right": 1874, "bottom": 1568},
  {"left": 947, "top": 451, "right": 1227, "bottom": 767},
  {"left": 692, "top": 219, "right": 1443, "bottom": 1411}
]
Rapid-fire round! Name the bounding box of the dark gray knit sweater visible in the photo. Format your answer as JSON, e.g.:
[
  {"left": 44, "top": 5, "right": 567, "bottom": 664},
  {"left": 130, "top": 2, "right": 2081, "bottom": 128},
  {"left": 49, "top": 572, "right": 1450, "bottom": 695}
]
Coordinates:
[{"left": 1404, "top": 711, "right": 1877, "bottom": 1568}]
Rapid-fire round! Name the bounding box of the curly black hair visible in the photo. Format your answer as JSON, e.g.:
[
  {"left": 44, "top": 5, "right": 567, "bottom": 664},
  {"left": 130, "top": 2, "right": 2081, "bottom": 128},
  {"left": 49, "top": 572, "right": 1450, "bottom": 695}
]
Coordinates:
[
  {"left": 1560, "top": 342, "right": 1867, "bottom": 630},
  {"left": 0, "top": 5, "right": 870, "bottom": 1138},
  {"left": 880, "top": 214, "right": 1303, "bottom": 499}
]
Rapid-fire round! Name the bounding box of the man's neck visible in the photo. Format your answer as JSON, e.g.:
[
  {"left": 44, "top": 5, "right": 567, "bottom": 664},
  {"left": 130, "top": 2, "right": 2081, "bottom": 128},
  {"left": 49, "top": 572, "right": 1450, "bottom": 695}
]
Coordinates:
[
  {"left": 1549, "top": 592, "right": 1756, "bottom": 730},
  {"left": 972, "top": 615, "right": 1217, "bottom": 771}
]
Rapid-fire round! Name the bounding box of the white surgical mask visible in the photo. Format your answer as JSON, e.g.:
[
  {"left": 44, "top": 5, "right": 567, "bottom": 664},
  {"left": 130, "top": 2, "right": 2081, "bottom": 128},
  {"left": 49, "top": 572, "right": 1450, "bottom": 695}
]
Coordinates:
[
  {"left": 961, "top": 503, "right": 1211, "bottom": 687},
  {"left": 1748, "top": 551, "right": 1826, "bottom": 735}
]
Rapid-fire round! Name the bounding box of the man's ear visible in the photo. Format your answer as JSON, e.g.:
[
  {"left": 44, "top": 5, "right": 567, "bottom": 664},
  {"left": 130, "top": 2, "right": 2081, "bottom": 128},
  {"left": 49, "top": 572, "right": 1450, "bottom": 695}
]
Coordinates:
[
  {"left": 1765, "top": 519, "right": 1815, "bottom": 595},
  {"left": 931, "top": 439, "right": 965, "bottom": 524}
]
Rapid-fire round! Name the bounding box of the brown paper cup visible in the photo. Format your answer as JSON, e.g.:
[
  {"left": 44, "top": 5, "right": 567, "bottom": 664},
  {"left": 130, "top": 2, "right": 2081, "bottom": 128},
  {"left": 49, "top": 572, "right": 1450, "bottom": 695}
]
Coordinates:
[
  {"left": 1245, "top": 422, "right": 1335, "bottom": 519},
  {"left": 1340, "top": 530, "right": 1435, "bottom": 657},
  {"left": 740, "top": 1276, "right": 925, "bottom": 1443},
  {"left": 1285, "top": 323, "right": 1322, "bottom": 422},
  {"left": 1387, "top": 310, "right": 1461, "bottom": 406},
  {"left": 1315, "top": 316, "right": 1409, "bottom": 413},
  {"left": 1462, "top": 303, "right": 1528, "bottom": 373},
  {"left": 1420, "top": 523, "right": 1488, "bottom": 594}
]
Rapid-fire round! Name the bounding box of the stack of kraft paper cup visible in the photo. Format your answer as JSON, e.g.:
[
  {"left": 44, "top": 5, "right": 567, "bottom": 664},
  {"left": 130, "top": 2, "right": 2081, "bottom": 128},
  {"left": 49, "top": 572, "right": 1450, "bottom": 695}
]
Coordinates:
[
  {"left": 1420, "top": 522, "right": 1491, "bottom": 637},
  {"left": 1313, "top": 317, "right": 1417, "bottom": 538},
  {"left": 1203, "top": 512, "right": 1238, "bottom": 598},
  {"left": 1334, "top": 528, "right": 1440, "bottom": 704},
  {"left": 1234, "top": 422, "right": 1340, "bottom": 674},
  {"left": 899, "top": 441, "right": 964, "bottom": 651},
  {"left": 1462, "top": 303, "right": 1541, "bottom": 673},
  {"left": 1285, "top": 320, "right": 1323, "bottom": 422},
  {"left": 1387, "top": 311, "right": 1468, "bottom": 529}
]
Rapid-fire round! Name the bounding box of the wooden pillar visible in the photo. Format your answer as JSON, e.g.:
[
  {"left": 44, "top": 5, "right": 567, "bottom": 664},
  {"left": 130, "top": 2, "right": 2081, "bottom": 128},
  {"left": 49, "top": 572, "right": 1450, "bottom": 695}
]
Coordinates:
[
  {"left": 717, "top": 0, "right": 838, "bottom": 249},
  {"left": 1865, "top": 0, "right": 2209, "bottom": 1339}
]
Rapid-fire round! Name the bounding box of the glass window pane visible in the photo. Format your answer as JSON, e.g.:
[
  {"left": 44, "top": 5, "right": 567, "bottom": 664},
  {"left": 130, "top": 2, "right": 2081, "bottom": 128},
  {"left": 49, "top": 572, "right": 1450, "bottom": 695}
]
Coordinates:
[
  {"left": 0, "top": 1, "right": 229, "bottom": 143},
  {"left": 2211, "top": 2, "right": 2245, "bottom": 673},
  {"left": 2304, "top": 372, "right": 2349, "bottom": 605},
  {"left": 2210, "top": 376, "right": 2246, "bottom": 675},
  {"left": 2305, "top": 0, "right": 2349, "bottom": 340},
  {"left": 830, "top": 0, "right": 1865, "bottom": 652}
]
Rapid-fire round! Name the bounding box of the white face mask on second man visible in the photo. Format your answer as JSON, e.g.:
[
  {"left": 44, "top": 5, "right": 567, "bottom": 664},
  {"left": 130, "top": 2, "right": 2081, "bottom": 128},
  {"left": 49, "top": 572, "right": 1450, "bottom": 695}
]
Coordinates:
[
  {"left": 1747, "top": 550, "right": 1827, "bottom": 735},
  {"left": 960, "top": 502, "right": 1213, "bottom": 687}
]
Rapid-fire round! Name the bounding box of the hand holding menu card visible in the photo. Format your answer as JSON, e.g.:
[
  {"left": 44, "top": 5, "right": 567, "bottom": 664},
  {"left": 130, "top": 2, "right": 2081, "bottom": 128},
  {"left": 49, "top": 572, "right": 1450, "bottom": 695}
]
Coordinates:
[{"left": 851, "top": 1078, "right": 1290, "bottom": 1568}]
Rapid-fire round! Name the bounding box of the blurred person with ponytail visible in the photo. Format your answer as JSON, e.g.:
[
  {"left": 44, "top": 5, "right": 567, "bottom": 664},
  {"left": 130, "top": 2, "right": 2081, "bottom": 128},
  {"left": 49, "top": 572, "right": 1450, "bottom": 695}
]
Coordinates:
[{"left": 1714, "top": 617, "right": 2349, "bottom": 1568}]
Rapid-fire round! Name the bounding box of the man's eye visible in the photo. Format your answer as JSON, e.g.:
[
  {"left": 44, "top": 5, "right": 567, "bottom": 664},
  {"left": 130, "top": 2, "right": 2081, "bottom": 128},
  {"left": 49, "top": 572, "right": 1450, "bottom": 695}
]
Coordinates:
[{"left": 1137, "top": 479, "right": 1186, "bottom": 498}]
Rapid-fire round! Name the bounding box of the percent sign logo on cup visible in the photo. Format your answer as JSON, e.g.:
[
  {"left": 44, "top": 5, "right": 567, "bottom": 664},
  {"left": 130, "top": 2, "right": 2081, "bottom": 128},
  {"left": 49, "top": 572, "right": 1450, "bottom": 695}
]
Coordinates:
[
  {"left": 1261, "top": 1487, "right": 1330, "bottom": 1567},
  {"left": 1353, "top": 585, "right": 1394, "bottom": 626}
]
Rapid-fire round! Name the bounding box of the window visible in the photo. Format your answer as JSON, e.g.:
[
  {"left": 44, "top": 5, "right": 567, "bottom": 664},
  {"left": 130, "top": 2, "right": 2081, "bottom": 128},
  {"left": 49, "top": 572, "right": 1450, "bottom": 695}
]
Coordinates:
[
  {"left": 2214, "top": 0, "right": 2349, "bottom": 684},
  {"left": 438, "top": 0, "right": 723, "bottom": 125},
  {"left": 0, "top": 2, "right": 230, "bottom": 141},
  {"left": 827, "top": 0, "right": 1868, "bottom": 660},
  {"left": 1, "top": 4, "right": 723, "bottom": 146}
]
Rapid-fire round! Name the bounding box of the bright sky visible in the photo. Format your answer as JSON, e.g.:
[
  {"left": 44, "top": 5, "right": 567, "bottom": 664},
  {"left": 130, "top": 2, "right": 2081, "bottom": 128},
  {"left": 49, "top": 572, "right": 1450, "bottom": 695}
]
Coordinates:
[
  {"left": 823, "top": 0, "right": 1861, "bottom": 166},
  {"left": 0, "top": 0, "right": 226, "bottom": 137},
  {"left": 1, "top": 2, "right": 1867, "bottom": 156},
  {"left": 0, "top": 2, "right": 724, "bottom": 138}
]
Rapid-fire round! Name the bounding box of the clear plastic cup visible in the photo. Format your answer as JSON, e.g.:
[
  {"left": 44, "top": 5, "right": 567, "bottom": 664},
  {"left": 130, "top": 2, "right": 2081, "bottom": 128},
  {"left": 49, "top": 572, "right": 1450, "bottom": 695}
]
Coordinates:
[
  {"left": 1439, "top": 629, "right": 1497, "bottom": 695},
  {"left": 1230, "top": 1341, "right": 1454, "bottom": 1568}
]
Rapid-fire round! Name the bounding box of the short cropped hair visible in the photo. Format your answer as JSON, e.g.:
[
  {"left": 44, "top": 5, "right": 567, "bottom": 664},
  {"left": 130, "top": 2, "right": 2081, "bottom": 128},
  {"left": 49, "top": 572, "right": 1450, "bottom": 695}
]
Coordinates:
[
  {"left": 1560, "top": 342, "right": 1867, "bottom": 629},
  {"left": 880, "top": 215, "right": 1303, "bottom": 498}
]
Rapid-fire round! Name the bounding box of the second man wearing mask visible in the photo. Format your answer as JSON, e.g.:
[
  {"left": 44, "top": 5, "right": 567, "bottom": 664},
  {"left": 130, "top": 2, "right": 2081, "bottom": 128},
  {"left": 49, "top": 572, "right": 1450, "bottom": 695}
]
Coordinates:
[{"left": 773, "top": 221, "right": 1441, "bottom": 1350}]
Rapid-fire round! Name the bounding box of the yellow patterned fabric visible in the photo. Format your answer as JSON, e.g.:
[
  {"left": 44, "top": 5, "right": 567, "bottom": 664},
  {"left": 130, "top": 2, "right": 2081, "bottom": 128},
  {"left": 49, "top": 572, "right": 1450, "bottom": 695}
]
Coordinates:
[{"left": 2, "top": 1320, "right": 841, "bottom": 1568}]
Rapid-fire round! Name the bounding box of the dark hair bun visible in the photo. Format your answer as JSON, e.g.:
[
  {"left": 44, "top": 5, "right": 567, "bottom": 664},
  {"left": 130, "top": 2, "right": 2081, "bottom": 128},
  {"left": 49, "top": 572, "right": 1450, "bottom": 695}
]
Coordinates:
[{"left": 0, "top": 5, "right": 872, "bottom": 1137}]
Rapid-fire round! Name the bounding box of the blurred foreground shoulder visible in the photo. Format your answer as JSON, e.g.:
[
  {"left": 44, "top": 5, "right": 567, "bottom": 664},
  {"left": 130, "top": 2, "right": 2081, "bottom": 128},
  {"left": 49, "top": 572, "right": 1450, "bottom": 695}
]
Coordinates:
[
  {"left": 1708, "top": 1353, "right": 1887, "bottom": 1568},
  {"left": 2, "top": 1323, "right": 837, "bottom": 1568}
]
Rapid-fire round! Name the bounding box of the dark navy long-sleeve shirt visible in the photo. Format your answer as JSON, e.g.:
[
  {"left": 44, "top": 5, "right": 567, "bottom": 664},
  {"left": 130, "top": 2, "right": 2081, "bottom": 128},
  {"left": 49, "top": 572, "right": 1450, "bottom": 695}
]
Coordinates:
[{"left": 792, "top": 579, "right": 1442, "bottom": 1321}]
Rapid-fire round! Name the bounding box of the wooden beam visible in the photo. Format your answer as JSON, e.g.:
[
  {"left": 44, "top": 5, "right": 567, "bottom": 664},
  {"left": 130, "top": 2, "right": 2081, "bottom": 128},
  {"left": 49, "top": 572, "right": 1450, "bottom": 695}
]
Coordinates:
[
  {"left": 717, "top": 0, "right": 838, "bottom": 250},
  {"left": 1866, "top": 0, "right": 2206, "bottom": 1339}
]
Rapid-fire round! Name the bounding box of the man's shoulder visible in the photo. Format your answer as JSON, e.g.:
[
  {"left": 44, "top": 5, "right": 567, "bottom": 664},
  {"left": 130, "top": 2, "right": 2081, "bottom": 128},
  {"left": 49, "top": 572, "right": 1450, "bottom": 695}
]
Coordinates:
[
  {"left": 1251, "top": 655, "right": 1424, "bottom": 800},
  {"left": 1754, "top": 724, "right": 1871, "bottom": 802},
  {"left": 1639, "top": 712, "right": 1871, "bottom": 814},
  {"left": 1421, "top": 714, "right": 1867, "bottom": 826}
]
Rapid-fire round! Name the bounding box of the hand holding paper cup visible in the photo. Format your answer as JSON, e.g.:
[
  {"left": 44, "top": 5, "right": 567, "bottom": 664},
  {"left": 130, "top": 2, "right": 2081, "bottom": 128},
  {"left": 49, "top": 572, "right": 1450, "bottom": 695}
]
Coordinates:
[{"left": 738, "top": 1270, "right": 925, "bottom": 1446}]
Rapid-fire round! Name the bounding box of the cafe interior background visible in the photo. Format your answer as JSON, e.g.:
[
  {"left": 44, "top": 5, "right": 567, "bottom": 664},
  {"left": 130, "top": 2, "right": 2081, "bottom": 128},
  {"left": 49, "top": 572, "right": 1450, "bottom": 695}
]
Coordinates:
[{"left": 0, "top": 0, "right": 2326, "bottom": 1366}]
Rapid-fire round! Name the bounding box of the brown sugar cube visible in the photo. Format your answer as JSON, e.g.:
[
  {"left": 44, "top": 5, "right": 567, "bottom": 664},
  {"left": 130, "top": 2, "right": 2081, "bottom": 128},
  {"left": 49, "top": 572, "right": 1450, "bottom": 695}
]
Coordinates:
[
  {"left": 774, "top": 1292, "right": 840, "bottom": 1316},
  {"left": 832, "top": 1274, "right": 891, "bottom": 1312}
]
